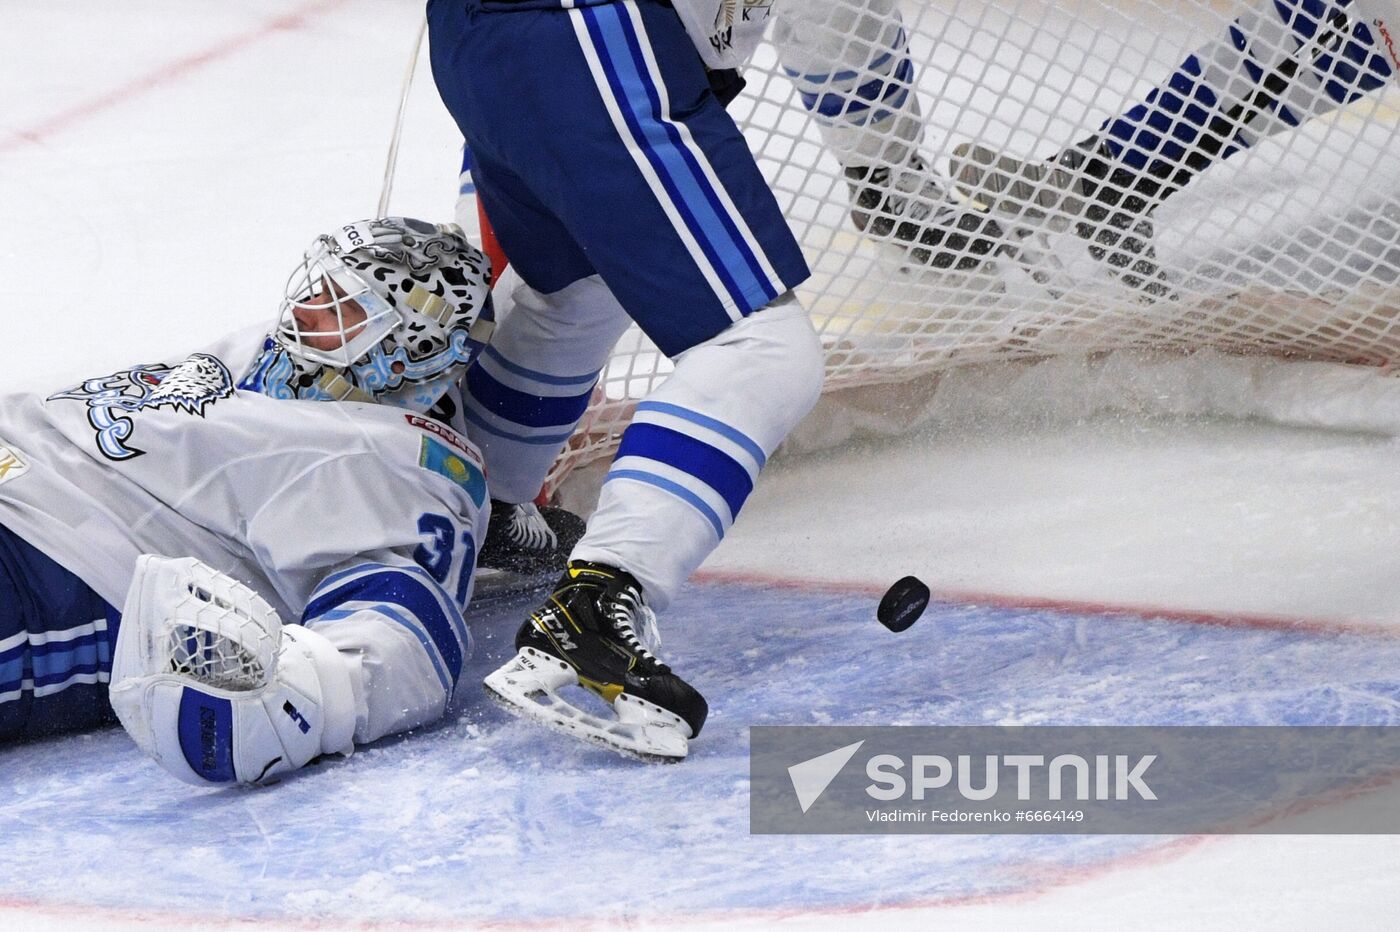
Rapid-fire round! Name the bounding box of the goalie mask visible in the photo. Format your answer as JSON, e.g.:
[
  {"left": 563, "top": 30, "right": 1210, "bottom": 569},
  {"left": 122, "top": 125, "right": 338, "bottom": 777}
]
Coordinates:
[{"left": 240, "top": 217, "right": 493, "bottom": 412}]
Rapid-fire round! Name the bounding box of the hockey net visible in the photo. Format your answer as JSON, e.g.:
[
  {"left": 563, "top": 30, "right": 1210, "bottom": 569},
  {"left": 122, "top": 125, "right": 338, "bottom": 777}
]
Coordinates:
[{"left": 534, "top": 0, "right": 1400, "bottom": 495}]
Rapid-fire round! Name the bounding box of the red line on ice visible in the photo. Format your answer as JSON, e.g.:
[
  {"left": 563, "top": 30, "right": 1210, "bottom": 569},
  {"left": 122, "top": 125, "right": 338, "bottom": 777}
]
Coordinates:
[
  {"left": 692, "top": 568, "right": 1400, "bottom": 638},
  {"left": 0, "top": 0, "right": 350, "bottom": 154}
]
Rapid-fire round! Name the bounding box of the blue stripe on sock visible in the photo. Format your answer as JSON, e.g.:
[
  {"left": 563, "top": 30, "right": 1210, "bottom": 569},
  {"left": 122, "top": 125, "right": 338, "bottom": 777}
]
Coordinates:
[
  {"left": 460, "top": 403, "right": 577, "bottom": 446},
  {"left": 481, "top": 345, "right": 600, "bottom": 388},
  {"left": 804, "top": 55, "right": 914, "bottom": 117},
  {"left": 617, "top": 422, "right": 754, "bottom": 519},
  {"left": 30, "top": 661, "right": 103, "bottom": 691},
  {"left": 465, "top": 363, "right": 593, "bottom": 429},
  {"left": 0, "top": 656, "right": 21, "bottom": 695},
  {"left": 605, "top": 469, "right": 725, "bottom": 539},
  {"left": 0, "top": 645, "right": 26, "bottom": 696},
  {"left": 30, "top": 633, "right": 104, "bottom": 681},
  {"left": 0, "top": 628, "right": 113, "bottom": 695},
  {"left": 635, "top": 401, "right": 766, "bottom": 467}
]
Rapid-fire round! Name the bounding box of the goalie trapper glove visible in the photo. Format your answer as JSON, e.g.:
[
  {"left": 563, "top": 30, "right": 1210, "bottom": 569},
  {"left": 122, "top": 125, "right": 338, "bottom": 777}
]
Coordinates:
[
  {"left": 484, "top": 561, "right": 707, "bottom": 762},
  {"left": 109, "top": 555, "right": 357, "bottom": 786}
]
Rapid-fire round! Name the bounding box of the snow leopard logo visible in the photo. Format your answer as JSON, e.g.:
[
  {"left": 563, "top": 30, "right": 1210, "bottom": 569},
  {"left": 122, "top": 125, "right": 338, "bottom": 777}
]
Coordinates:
[
  {"left": 49, "top": 353, "right": 234, "bottom": 461},
  {"left": 144, "top": 355, "right": 234, "bottom": 416}
]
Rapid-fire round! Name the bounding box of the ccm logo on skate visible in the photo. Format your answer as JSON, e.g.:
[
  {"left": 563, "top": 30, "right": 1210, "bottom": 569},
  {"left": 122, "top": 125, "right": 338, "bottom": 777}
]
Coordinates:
[{"left": 534, "top": 615, "right": 577, "bottom": 651}]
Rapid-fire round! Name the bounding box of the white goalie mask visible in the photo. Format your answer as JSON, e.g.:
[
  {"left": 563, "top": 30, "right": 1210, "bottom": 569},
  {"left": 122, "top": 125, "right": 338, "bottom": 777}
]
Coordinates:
[{"left": 240, "top": 217, "right": 493, "bottom": 412}]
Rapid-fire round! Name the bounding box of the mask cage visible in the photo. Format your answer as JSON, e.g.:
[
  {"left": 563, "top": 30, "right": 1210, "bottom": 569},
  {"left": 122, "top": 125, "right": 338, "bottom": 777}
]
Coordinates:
[{"left": 276, "top": 236, "right": 401, "bottom": 369}]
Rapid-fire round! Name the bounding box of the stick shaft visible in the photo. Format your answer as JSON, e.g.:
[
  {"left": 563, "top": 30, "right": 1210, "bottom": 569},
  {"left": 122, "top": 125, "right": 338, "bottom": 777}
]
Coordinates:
[{"left": 377, "top": 16, "right": 428, "bottom": 218}]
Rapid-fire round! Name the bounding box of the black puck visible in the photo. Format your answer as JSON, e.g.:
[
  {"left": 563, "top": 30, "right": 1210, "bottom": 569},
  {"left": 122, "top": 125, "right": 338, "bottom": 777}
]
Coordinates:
[{"left": 877, "top": 576, "right": 930, "bottom": 632}]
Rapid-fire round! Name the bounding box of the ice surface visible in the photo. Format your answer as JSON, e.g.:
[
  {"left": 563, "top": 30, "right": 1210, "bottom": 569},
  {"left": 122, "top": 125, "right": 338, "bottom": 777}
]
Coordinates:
[{"left": 5, "top": 582, "right": 1400, "bottom": 926}]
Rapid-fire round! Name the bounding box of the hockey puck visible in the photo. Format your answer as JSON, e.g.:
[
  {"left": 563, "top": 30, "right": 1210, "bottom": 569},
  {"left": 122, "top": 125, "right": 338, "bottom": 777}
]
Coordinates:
[{"left": 877, "top": 576, "right": 930, "bottom": 632}]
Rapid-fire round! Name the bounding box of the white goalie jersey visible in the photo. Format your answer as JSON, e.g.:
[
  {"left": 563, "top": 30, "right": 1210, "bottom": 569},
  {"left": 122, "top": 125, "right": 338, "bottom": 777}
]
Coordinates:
[{"left": 0, "top": 347, "right": 488, "bottom": 748}]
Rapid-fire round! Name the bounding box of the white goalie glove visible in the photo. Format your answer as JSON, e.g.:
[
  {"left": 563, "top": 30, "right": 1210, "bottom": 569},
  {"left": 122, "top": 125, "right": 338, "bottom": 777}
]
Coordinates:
[{"left": 109, "top": 555, "right": 357, "bottom": 786}]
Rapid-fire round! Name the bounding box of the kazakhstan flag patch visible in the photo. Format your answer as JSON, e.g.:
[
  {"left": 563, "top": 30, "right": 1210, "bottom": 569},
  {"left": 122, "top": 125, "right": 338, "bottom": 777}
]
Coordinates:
[{"left": 418, "top": 436, "right": 486, "bottom": 508}]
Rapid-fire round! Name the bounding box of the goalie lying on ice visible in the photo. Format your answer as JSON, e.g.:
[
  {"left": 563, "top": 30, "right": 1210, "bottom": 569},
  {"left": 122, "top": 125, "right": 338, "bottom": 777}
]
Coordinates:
[{"left": 0, "top": 217, "right": 495, "bottom": 786}]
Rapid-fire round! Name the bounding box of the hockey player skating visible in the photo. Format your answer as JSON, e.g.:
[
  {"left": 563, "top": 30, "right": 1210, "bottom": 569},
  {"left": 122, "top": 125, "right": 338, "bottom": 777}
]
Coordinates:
[
  {"left": 0, "top": 217, "right": 498, "bottom": 787},
  {"left": 428, "top": 0, "right": 831, "bottom": 762},
  {"left": 951, "top": 0, "right": 1399, "bottom": 282},
  {"left": 772, "top": 0, "right": 1011, "bottom": 270}
]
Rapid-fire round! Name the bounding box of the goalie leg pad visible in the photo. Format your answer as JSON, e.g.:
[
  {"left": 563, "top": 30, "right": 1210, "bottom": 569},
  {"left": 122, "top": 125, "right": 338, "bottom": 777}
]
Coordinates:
[{"left": 109, "top": 555, "right": 356, "bottom": 786}]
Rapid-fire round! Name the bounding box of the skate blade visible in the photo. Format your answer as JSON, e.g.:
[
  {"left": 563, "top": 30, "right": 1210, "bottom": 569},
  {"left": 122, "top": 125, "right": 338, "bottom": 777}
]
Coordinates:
[{"left": 483, "top": 647, "right": 690, "bottom": 763}]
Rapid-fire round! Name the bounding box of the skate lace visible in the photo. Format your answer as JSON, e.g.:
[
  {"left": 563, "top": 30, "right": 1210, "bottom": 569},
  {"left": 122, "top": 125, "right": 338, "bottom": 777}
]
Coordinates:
[
  {"left": 505, "top": 502, "right": 557, "bottom": 552},
  {"left": 606, "top": 586, "right": 664, "bottom": 668}
]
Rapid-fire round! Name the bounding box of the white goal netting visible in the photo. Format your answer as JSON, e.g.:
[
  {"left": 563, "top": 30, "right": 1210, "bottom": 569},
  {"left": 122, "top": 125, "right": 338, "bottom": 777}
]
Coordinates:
[{"left": 529, "top": 0, "right": 1400, "bottom": 492}]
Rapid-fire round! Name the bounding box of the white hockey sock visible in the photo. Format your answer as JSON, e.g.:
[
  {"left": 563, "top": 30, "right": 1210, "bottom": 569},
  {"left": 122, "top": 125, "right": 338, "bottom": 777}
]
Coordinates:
[
  {"left": 1098, "top": 0, "right": 1395, "bottom": 180},
  {"left": 771, "top": 0, "right": 923, "bottom": 168},
  {"left": 572, "top": 294, "right": 824, "bottom": 609},
  {"left": 456, "top": 275, "right": 633, "bottom": 504}
]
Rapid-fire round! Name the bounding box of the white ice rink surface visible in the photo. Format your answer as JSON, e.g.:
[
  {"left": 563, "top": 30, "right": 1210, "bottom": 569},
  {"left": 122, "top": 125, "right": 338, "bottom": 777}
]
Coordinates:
[{"left": 5, "top": 1, "right": 1400, "bottom": 928}]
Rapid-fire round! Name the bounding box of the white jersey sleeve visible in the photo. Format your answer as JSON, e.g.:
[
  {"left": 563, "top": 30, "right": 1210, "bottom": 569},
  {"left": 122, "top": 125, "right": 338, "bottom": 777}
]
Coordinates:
[{"left": 299, "top": 560, "right": 476, "bottom": 743}]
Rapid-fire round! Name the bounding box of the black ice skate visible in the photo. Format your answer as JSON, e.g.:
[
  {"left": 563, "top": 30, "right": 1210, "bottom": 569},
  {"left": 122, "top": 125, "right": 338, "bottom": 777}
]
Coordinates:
[
  {"left": 483, "top": 561, "right": 708, "bottom": 762},
  {"left": 844, "top": 153, "right": 1014, "bottom": 271},
  {"left": 478, "top": 499, "right": 585, "bottom": 578},
  {"left": 950, "top": 138, "right": 1178, "bottom": 295}
]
